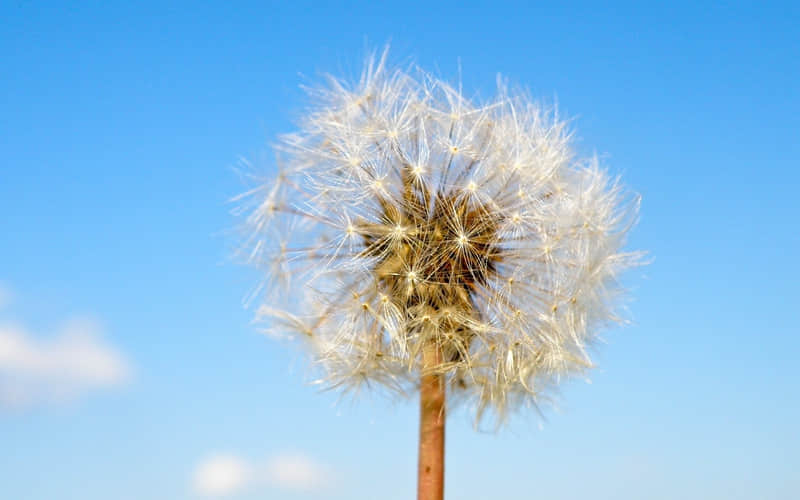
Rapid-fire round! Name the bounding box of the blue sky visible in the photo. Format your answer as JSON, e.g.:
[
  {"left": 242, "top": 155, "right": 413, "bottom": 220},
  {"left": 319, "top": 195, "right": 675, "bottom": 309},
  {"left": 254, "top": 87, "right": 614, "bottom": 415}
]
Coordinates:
[{"left": 1, "top": 1, "right": 798, "bottom": 499}]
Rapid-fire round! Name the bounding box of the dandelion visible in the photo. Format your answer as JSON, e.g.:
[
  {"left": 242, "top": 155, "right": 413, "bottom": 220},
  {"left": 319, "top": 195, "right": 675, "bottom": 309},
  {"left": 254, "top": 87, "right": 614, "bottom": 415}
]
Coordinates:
[{"left": 235, "top": 48, "right": 643, "bottom": 500}]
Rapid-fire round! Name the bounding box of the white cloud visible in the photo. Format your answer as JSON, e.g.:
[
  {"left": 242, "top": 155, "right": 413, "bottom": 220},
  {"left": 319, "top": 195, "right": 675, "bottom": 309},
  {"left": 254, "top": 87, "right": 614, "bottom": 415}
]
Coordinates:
[
  {"left": 265, "top": 453, "right": 331, "bottom": 492},
  {"left": 192, "top": 452, "right": 332, "bottom": 497},
  {"left": 0, "top": 317, "right": 131, "bottom": 410},
  {"left": 193, "top": 455, "right": 252, "bottom": 497}
]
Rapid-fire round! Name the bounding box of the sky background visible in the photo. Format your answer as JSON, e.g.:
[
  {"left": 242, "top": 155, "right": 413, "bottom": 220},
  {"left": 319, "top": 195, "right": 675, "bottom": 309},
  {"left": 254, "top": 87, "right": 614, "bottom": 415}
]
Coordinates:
[{"left": 1, "top": 1, "right": 798, "bottom": 499}]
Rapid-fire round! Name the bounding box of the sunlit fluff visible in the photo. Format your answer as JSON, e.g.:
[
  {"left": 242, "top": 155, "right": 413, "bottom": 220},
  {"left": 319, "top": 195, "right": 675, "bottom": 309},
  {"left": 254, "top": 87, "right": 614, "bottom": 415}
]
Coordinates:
[{"left": 235, "top": 51, "right": 642, "bottom": 424}]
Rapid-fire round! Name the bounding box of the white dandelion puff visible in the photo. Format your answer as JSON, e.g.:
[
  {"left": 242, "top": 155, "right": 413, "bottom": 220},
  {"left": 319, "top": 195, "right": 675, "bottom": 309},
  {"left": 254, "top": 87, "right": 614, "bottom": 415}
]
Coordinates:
[{"left": 235, "top": 49, "right": 644, "bottom": 431}]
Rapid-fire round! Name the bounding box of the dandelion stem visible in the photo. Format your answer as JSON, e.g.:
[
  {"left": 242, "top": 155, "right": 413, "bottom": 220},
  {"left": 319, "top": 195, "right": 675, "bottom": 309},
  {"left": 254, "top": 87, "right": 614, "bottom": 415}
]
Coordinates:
[{"left": 417, "top": 342, "right": 445, "bottom": 500}]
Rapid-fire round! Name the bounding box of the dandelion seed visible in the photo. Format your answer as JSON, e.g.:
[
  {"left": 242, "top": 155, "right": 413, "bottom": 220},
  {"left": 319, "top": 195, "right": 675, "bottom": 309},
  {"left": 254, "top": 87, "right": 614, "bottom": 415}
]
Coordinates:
[{"left": 234, "top": 48, "right": 644, "bottom": 500}]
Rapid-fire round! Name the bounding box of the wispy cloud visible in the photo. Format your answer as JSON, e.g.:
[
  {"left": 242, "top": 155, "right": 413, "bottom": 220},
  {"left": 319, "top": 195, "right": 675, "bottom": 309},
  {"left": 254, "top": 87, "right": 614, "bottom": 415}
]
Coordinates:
[
  {"left": 192, "top": 452, "right": 333, "bottom": 497},
  {"left": 265, "top": 453, "right": 331, "bottom": 491},
  {"left": 0, "top": 316, "right": 131, "bottom": 410},
  {"left": 192, "top": 455, "right": 252, "bottom": 497}
]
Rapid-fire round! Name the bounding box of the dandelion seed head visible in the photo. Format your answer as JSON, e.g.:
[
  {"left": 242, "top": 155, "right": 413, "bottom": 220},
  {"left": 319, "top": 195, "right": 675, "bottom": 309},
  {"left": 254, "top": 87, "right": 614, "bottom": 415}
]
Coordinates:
[{"left": 236, "top": 48, "right": 643, "bottom": 426}]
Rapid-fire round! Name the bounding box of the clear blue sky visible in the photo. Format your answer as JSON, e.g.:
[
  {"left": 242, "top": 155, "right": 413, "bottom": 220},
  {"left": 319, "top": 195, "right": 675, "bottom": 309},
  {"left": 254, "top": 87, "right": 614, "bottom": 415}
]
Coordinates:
[{"left": 1, "top": 1, "right": 798, "bottom": 499}]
